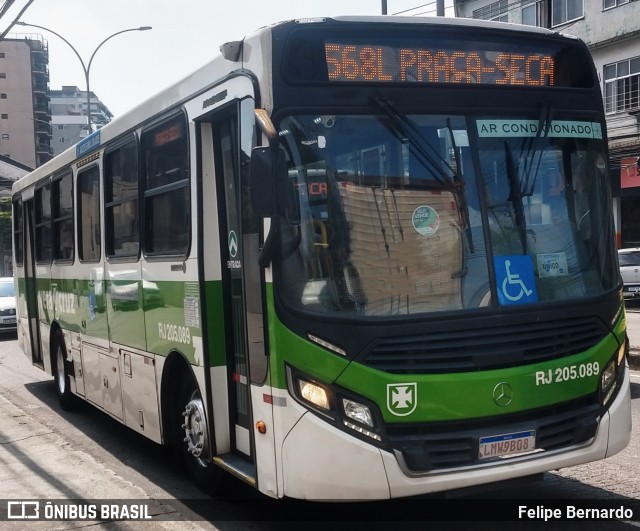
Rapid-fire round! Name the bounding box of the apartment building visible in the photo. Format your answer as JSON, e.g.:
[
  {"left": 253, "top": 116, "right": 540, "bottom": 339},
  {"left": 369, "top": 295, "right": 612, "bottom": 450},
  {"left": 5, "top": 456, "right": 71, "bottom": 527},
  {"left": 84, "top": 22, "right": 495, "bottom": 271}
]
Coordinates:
[
  {"left": 453, "top": 0, "right": 640, "bottom": 247},
  {"left": 49, "top": 85, "right": 113, "bottom": 156},
  {"left": 0, "top": 35, "right": 52, "bottom": 168}
]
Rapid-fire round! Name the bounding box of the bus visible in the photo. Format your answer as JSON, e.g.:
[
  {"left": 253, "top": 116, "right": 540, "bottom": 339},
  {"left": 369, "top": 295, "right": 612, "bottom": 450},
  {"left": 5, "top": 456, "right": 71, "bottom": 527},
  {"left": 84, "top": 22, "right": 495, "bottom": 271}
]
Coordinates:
[{"left": 12, "top": 16, "right": 631, "bottom": 500}]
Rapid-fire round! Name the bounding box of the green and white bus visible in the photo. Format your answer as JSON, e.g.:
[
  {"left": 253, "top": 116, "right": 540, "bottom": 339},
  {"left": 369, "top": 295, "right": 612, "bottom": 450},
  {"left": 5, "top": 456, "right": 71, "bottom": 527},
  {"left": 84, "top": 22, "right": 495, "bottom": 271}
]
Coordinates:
[{"left": 12, "top": 16, "right": 632, "bottom": 500}]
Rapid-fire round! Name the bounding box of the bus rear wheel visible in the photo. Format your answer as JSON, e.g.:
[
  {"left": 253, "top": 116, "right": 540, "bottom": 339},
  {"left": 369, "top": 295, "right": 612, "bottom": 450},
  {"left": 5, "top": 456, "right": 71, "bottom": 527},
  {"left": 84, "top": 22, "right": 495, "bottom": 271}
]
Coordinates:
[
  {"left": 174, "top": 374, "right": 224, "bottom": 492},
  {"left": 53, "top": 330, "right": 75, "bottom": 411}
]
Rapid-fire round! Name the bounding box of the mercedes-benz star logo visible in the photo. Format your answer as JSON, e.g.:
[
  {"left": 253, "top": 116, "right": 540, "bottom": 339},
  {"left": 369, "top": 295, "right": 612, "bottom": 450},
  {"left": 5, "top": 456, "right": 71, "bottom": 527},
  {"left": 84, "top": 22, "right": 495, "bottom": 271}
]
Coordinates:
[{"left": 492, "top": 382, "right": 513, "bottom": 407}]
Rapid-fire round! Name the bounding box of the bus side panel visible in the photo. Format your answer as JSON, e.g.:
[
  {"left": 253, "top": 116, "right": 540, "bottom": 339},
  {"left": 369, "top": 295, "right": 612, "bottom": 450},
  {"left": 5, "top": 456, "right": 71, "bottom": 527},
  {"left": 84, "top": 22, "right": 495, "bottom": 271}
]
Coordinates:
[
  {"left": 35, "top": 264, "right": 53, "bottom": 375},
  {"left": 48, "top": 267, "right": 80, "bottom": 333},
  {"left": 76, "top": 268, "right": 109, "bottom": 344},
  {"left": 142, "top": 261, "right": 202, "bottom": 365},
  {"left": 105, "top": 262, "right": 145, "bottom": 351},
  {"left": 120, "top": 348, "right": 162, "bottom": 443}
]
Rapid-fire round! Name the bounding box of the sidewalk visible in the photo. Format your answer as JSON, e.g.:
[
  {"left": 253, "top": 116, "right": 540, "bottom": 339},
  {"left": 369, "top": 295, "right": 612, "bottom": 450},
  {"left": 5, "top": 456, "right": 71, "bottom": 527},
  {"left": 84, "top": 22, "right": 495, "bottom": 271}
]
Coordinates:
[{"left": 0, "top": 393, "right": 206, "bottom": 529}]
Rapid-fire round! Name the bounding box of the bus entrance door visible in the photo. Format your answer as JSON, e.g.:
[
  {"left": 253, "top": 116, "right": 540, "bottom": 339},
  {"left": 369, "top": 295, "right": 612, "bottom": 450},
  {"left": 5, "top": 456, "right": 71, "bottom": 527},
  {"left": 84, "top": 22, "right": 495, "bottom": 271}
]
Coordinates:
[
  {"left": 197, "top": 96, "right": 268, "bottom": 478},
  {"left": 22, "top": 198, "right": 43, "bottom": 367},
  {"left": 214, "top": 107, "right": 256, "bottom": 461}
]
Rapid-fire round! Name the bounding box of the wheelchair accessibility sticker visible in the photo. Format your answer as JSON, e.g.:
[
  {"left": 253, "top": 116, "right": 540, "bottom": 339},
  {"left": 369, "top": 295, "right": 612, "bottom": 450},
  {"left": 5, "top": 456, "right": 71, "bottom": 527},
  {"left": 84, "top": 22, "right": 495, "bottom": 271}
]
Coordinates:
[{"left": 494, "top": 255, "right": 538, "bottom": 305}]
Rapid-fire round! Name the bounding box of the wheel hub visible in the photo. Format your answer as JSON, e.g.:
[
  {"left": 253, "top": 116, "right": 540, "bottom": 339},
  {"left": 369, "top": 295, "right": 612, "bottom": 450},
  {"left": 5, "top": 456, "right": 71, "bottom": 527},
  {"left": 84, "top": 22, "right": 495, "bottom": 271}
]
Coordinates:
[
  {"left": 56, "top": 346, "right": 66, "bottom": 394},
  {"left": 181, "top": 397, "right": 209, "bottom": 460}
]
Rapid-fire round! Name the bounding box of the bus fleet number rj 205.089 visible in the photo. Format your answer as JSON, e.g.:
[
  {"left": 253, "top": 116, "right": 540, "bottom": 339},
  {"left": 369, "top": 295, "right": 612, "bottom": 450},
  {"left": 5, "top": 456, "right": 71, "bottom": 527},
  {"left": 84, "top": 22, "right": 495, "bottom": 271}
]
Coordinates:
[
  {"left": 535, "top": 362, "right": 600, "bottom": 386},
  {"left": 157, "top": 322, "right": 191, "bottom": 345}
]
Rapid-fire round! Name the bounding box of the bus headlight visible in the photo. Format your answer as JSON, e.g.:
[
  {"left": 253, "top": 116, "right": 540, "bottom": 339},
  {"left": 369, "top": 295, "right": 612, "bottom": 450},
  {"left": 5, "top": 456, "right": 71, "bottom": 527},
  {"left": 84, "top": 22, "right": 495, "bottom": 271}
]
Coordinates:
[
  {"left": 600, "top": 360, "right": 617, "bottom": 406},
  {"left": 341, "top": 398, "right": 382, "bottom": 441},
  {"left": 601, "top": 361, "right": 616, "bottom": 392},
  {"left": 342, "top": 398, "right": 374, "bottom": 428},
  {"left": 298, "top": 379, "right": 331, "bottom": 410},
  {"left": 287, "top": 365, "right": 386, "bottom": 446}
]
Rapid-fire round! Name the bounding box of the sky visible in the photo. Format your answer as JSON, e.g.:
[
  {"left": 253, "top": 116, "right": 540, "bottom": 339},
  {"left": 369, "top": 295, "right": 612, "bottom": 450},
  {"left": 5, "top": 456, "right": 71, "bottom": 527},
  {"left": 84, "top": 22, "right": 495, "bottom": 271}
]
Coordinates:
[{"left": 1, "top": 0, "right": 454, "bottom": 118}]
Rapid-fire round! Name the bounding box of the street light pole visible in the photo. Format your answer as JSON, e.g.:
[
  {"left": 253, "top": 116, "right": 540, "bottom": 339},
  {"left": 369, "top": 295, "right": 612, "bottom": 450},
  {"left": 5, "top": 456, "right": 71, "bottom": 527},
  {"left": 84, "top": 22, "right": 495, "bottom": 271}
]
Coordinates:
[{"left": 15, "top": 22, "right": 151, "bottom": 132}]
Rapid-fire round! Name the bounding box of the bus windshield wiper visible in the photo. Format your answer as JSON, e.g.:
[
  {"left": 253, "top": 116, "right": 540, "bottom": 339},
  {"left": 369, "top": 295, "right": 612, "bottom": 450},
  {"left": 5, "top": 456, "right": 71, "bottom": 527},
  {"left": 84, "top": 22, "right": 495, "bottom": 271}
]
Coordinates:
[
  {"left": 520, "top": 102, "right": 553, "bottom": 198},
  {"left": 372, "top": 96, "right": 474, "bottom": 253},
  {"left": 372, "top": 96, "right": 455, "bottom": 191}
]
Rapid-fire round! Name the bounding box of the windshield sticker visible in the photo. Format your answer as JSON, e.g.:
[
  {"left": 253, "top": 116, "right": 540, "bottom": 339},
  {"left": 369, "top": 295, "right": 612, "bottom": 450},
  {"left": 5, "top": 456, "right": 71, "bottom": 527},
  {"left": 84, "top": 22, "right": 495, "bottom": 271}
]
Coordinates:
[
  {"left": 477, "top": 120, "right": 602, "bottom": 139},
  {"left": 412, "top": 205, "right": 440, "bottom": 236},
  {"left": 537, "top": 252, "right": 569, "bottom": 278},
  {"left": 301, "top": 136, "right": 327, "bottom": 149},
  {"left": 494, "top": 255, "right": 538, "bottom": 305}
]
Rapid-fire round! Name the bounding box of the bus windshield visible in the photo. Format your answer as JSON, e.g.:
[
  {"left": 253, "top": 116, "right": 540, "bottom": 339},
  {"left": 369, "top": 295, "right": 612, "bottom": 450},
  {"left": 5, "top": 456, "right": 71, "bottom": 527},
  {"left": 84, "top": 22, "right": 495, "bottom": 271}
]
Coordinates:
[{"left": 275, "top": 111, "right": 618, "bottom": 316}]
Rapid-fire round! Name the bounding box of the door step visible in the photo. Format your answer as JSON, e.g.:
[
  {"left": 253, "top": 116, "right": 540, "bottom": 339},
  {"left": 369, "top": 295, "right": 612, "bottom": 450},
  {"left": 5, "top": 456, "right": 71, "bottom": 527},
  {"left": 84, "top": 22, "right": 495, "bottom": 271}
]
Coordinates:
[{"left": 213, "top": 454, "right": 256, "bottom": 486}]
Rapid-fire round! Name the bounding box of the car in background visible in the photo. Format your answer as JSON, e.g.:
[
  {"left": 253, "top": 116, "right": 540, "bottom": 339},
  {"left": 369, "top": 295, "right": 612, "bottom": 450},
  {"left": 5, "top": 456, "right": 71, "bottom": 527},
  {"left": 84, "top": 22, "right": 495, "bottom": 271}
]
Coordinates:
[
  {"left": 618, "top": 248, "right": 640, "bottom": 300},
  {"left": 0, "top": 277, "right": 17, "bottom": 334}
]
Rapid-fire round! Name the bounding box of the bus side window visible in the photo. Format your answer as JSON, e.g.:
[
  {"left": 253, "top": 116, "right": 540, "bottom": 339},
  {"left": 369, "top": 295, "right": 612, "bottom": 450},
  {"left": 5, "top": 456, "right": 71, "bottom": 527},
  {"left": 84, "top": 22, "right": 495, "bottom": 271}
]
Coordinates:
[
  {"left": 141, "top": 114, "right": 190, "bottom": 256},
  {"left": 53, "top": 172, "right": 74, "bottom": 262},
  {"left": 13, "top": 199, "right": 23, "bottom": 267},
  {"left": 77, "top": 166, "right": 102, "bottom": 262},
  {"left": 35, "top": 182, "right": 52, "bottom": 264},
  {"left": 105, "top": 139, "right": 139, "bottom": 259}
]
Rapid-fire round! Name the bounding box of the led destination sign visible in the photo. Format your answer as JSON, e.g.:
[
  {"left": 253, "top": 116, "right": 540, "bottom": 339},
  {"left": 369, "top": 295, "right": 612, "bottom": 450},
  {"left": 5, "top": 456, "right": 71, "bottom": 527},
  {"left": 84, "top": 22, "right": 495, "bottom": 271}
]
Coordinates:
[{"left": 325, "top": 43, "right": 555, "bottom": 86}]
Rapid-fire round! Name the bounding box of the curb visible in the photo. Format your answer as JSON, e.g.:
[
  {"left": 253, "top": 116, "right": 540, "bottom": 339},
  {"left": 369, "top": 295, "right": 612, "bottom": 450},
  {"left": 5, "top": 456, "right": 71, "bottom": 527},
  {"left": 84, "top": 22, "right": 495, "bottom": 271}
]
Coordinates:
[{"left": 629, "top": 348, "right": 640, "bottom": 371}]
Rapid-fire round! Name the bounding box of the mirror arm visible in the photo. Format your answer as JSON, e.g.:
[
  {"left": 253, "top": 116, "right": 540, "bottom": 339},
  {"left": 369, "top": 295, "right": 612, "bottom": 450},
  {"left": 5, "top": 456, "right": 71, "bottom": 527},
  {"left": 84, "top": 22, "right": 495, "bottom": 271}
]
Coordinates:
[
  {"left": 255, "top": 108, "right": 278, "bottom": 148},
  {"left": 258, "top": 221, "right": 278, "bottom": 268},
  {"left": 252, "top": 108, "right": 282, "bottom": 267}
]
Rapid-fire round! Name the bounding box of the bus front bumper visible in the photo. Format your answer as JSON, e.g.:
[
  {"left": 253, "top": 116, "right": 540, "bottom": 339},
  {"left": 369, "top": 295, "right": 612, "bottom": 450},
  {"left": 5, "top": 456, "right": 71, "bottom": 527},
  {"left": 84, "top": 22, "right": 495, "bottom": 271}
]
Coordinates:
[{"left": 280, "top": 363, "right": 631, "bottom": 500}]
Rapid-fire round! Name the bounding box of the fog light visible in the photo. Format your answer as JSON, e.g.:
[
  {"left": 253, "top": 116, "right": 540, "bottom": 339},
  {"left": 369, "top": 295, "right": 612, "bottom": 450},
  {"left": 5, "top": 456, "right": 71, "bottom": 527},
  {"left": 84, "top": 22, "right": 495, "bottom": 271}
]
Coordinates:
[
  {"left": 342, "top": 398, "right": 374, "bottom": 428},
  {"left": 298, "top": 379, "right": 330, "bottom": 410},
  {"left": 343, "top": 420, "right": 382, "bottom": 442}
]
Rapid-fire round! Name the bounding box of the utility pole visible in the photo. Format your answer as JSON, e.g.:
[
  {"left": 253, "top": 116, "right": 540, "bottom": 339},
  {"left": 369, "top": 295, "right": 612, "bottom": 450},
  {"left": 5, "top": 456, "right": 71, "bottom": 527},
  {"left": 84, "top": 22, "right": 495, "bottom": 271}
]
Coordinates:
[
  {"left": 437, "top": 0, "right": 445, "bottom": 16},
  {"left": 381, "top": 0, "right": 387, "bottom": 15}
]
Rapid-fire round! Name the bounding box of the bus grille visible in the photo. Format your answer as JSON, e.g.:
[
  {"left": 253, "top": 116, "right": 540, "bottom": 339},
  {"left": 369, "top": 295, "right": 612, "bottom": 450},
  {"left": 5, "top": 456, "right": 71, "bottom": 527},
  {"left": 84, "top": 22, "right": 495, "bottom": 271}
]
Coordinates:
[
  {"left": 361, "top": 315, "right": 609, "bottom": 374},
  {"left": 386, "top": 399, "right": 600, "bottom": 473}
]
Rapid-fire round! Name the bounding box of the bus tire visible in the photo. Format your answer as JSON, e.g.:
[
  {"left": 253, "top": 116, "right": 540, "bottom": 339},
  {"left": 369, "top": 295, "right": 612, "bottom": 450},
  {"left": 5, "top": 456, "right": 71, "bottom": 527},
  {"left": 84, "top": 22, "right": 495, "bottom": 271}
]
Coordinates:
[
  {"left": 53, "top": 330, "right": 75, "bottom": 411},
  {"left": 174, "top": 373, "right": 224, "bottom": 492}
]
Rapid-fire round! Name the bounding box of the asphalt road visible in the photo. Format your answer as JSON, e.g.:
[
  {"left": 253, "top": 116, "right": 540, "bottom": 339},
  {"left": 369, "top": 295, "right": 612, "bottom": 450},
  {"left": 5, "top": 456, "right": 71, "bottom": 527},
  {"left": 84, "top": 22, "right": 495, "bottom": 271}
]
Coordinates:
[{"left": 1, "top": 332, "right": 639, "bottom": 530}]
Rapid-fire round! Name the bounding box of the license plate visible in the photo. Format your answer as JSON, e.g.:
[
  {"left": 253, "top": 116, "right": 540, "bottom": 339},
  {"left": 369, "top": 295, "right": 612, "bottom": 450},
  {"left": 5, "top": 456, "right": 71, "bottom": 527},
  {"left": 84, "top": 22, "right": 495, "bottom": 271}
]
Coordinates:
[
  {"left": 2, "top": 318, "right": 16, "bottom": 324},
  {"left": 479, "top": 430, "right": 536, "bottom": 459},
  {"left": 627, "top": 287, "right": 640, "bottom": 292}
]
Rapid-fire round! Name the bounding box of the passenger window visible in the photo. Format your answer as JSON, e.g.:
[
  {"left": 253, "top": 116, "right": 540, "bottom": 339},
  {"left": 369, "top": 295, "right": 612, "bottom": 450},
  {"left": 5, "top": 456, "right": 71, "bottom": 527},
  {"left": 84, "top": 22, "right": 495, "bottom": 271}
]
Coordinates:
[
  {"left": 77, "top": 166, "right": 101, "bottom": 262},
  {"left": 105, "top": 140, "right": 139, "bottom": 259},
  {"left": 142, "top": 114, "right": 190, "bottom": 256},
  {"left": 12, "top": 199, "right": 23, "bottom": 267},
  {"left": 53, "top": 172, "right": 74, "bottom": 262},
  {"left": 35, "top": 182, "right": 52, "bottom": 263}
]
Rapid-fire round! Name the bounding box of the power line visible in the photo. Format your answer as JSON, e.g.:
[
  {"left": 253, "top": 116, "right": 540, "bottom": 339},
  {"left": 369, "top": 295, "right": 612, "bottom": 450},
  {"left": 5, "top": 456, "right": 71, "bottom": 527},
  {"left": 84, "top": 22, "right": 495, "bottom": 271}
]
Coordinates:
[
  {"left": 0, "top": 0, "right": 37, "bottom": 42},
  {"left": 392, "top": 2, "right": 436, "bottom": 15}
]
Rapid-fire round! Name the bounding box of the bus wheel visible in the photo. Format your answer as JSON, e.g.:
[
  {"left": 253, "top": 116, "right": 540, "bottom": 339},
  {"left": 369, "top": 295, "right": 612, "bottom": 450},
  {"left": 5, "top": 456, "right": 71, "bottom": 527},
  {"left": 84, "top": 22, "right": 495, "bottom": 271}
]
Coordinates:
[
  {"left": 175, "top": 375, "right": 224, "bottom": 492},
  {"left": 53, "top": 331, "right": 75, "bottom": 411}
]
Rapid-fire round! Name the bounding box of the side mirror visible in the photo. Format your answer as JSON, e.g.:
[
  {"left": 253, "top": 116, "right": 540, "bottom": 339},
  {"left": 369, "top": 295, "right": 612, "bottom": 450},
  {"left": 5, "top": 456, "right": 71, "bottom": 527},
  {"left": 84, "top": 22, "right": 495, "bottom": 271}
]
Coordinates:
[
  {"left": 250, "top": 146, "right": 299, "bottom": 225},
  {"left": 249, "top": 146, "right": 279, "bottom": 218}
]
